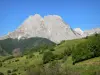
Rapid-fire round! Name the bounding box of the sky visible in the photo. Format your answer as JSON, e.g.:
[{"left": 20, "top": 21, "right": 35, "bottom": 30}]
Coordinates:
[{"left": 0, "top": 0, "right": 100, "bottom": 36}]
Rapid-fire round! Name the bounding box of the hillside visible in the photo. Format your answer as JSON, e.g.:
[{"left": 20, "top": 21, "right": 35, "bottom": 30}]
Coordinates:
[
  {"left": 0, "top": 34, "right": 100, "bottom": 75},
  {"left": 0, "top": 37, "right": 55, "bottom": 55}
]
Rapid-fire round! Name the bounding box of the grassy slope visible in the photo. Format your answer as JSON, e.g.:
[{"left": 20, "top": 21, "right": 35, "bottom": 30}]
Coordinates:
[
  {"left": 0, "top": 54, "right": 100, "bottom": 75},
  {"left": 54, "top": 38, "right": 87, "bottom": 55},
  {"left": 0, "top": 52, "right": 43, "bottom": 75},
  {"left": 62, "top": 56, "right": 100, "bottom": 75},
  {"left": 0, "top": 35, "right": 100, "bottom": 75}
]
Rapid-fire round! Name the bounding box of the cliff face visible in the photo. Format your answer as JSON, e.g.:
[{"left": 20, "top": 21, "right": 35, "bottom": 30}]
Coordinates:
[{"left": 0, "top": 14, "right": 80, "bottom": 43}]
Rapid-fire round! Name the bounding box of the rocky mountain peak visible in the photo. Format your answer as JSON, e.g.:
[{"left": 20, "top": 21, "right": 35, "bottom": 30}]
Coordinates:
[{"left": 0, "top": 14, "right": 88, "bottom": 43}]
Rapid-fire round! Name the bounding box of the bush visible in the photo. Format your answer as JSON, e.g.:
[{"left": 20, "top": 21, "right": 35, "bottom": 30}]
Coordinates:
[
  {"left": 12, "top": 68, "right": 18, "bottom": 72},
  {"left": 43, "top": 51, "right": 55, "bottom": 64},
  {"left": 0, "top": 72, "right": 4, "bottom": 75},
  {"left": 42, "top": 61, "right": 62, "bottom": 75},
  {"left": 0, "top": 62, "right": 2, "bottom": 67},
  {"left": 39, "top": 50, "right": 44, "bottom": 54},
  {"left": 11, "top": 73, "right": 17, "bottom": 75},
  {"left": 62, "top": 55, "right": 68, "bottom": 63},
  {"left": 54, "top": 53, "right": 64, "bottom": 60},
  {"left": 64, "top": 47, "right": 72, "bottom": 56},
  {"left": 15, "top": 59, "right": 19, "bottom": 62},
  {"left": 26, "top": 66, "right": 41, "bottom": 75},
  {"left": 50, "top": 48, "right": 55, "bottom": 51},
  {"left": 26, "top": 54, "right": 33, "bottom": 59},
  {"left": 18, "top": 73, "right": 20, "bottom": 75},
  {"left": 8, "top": 61, "right": 11, "bottom": 64},
  {"left": 7, "top": 70, "right": 11, "bottom": 73}
]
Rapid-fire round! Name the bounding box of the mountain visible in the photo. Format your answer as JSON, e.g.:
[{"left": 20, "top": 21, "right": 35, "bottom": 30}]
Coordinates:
[
  {"left": 74, "top": 28, "right": 100, "bottom": 37},
  {"left": 0, "top": 14, "right": 81, "bottom": 43},
  {"left": 84, "top": 28, "right": 100, "bottom": 36},
  {"left": 0, "top": 14, "right": 100, "bottom": 43},
  {"left": 74, "top": 28, "right": 84, "bottom": 35}
]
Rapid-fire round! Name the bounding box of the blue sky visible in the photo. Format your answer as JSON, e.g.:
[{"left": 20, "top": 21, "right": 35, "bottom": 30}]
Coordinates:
[{"left": 0, "top": 0, "right": 100, "bottom": 36}]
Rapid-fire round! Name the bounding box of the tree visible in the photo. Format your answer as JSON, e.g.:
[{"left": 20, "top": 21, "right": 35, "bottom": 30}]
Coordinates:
[{"left": 43, "top": 51, "right": 55, "bottom": 64}]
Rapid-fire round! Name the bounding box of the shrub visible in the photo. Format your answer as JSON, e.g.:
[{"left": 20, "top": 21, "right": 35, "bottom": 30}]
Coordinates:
[
  {"left": 26, "top": 66, "right": 41, "bottom": 75},
  {"left": 26, "top": 54, "right": 33, "bottom": 59},
  {"left": 3, "top": 65, "right": 6, "bottom": 67},
  {"left": 24, "top": 68, "right": 27, "bottom": 71},
  {"left": 7, "top": 70, "right": 11, "bottom": 73},
  {"left": 64, "top": 47, "right": 72, "bottom": 56},
  {"left": 12, "top": 68, "right": 18, "bottom": 72},
  {"left": 39, "top": 50, "right": 43, "bottom": 54},
  {"left": 43, "top": 51, "right": 55, "bottom": 64},
  {"left": 8, "top": 61, "right": 11, "bottom": 64},
  {"left": 11, "top": 73, "right": 17, "bottom": 75},
  {"left": 15, "top": 59, "right": 19, "bottom": 62},
  {"left": 25, "top": 61, "right": 28, "bottom": 64},
  {"left": 50, "top": 48, "right": 55, "bottom": 51},
  {"left": 54, "top": 53, "right": 64, "bottom": 60},
  {"left": 0, "top": 72, "right": 4, "bottom": 75},
  {"left": 18, "top": 73, "right": 20, "bottom": 75},
  {"left": 43, "top": 61, "right": 62, "bottom": 75},
  {"left": 0, "top": 62, "right": 2, "bottom": 67},
  {"left": 62, "top": 55, "right": 68, "bottom": 63}
]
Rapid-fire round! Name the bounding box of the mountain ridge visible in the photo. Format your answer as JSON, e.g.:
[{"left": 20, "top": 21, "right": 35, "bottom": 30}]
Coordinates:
[
  {"left": 0, "top": 14, "right": 100, "bottom": 43},
  {"left": 0, "top": 14, "right": 81, "bottom": 43}
]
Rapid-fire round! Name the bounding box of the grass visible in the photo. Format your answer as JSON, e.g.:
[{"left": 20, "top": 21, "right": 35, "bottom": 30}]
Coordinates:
[
  {"left": 0, "top": 35, "right": 100, "bottom": 75},
  {"left": 54, "top": 38, "right": 87, "bottom": 55},
  {"left": 1, "top": 54, "right": 100, "bottom": 75},
  {"left": 62, "top": 56, "right": 100, "bottom": 75}
]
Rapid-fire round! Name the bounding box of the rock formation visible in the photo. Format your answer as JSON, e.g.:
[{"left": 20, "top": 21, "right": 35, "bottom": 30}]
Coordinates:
[{"left": 0, "top": 14, "right": 81, "bottom": 43}]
